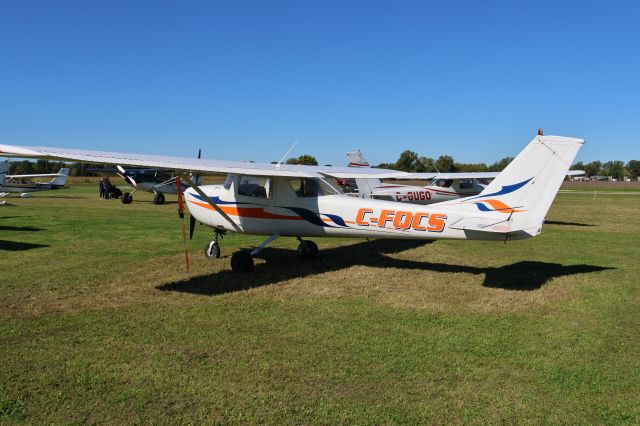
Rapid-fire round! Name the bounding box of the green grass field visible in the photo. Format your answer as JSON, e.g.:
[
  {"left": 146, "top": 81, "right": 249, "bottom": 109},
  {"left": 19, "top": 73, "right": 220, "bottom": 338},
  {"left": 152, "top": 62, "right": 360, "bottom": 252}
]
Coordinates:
[{"left": 1, "top": 185, "right": 639, "bottom": 424}]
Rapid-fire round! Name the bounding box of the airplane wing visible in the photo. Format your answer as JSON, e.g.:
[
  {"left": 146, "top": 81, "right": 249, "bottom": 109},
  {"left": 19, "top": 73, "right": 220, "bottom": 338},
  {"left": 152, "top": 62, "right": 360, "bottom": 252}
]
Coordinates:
[
  {"left": 0, "top": 145, "right": 409, "bottom": 179},
  {"left": 4, "top": 172, "right": 67, "bottom": 179}
]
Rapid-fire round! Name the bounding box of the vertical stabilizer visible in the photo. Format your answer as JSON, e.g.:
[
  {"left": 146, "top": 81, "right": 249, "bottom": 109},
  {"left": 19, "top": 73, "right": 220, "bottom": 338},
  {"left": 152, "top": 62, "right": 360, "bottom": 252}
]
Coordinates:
[
  {"left": 49, "top": 168, "right": 70, "bottom": 186},
  {"left": 462, "top": 135, "right": 584, "bottom": 232},
  {"left": 0, "top": 160, "right": 9, "bottom": 176},
  {"left": 346, "top": 150, "right": 370, "bottom": 168},
  {"left": 345, "top": 150, "right": 382, "bottom": 196}
]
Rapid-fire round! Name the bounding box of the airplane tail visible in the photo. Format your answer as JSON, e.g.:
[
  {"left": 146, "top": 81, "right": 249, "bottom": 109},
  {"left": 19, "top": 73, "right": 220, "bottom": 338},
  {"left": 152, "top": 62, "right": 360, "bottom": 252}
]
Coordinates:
[
  {"left": 346, "top": 150, "right": 370, "bottom": 167},
  {"left": 49, "top": 168, "right": 70, "bottom": 186},
  {"left": 449, "top": 135, "right": 584, "bottom": 237}
]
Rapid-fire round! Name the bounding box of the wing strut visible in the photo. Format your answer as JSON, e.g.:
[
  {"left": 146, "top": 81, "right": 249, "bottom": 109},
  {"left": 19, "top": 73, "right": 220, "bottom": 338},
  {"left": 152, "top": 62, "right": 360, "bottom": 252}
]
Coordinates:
[
  {"left": 175, "top": 176, "right": 190, "bottom": 273},
  {"left": 178, "top": 173, "right": 242, "bottom": 232}
]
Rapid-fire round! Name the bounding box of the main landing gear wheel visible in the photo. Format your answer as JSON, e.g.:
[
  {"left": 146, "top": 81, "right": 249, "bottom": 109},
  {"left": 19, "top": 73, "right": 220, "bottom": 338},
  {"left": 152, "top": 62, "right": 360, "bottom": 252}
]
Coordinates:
[
  {"left": 121, "top": 192, "right": 133, "bottom": 204},
  {"left": 204, "top": 241, "right": 221, "bottom": 259},
  {"left": 297, "top": 240, "right": 318, "bottom": 259},
  {"left": 153, "top": 193, "right": 165, "bottom": 205},
  {"left": 231, "top": 251, "right": 254, "bottom": 272}
]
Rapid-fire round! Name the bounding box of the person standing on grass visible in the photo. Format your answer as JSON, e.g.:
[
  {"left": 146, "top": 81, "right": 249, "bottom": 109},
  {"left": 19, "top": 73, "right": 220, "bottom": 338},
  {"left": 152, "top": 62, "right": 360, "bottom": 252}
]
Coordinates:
[
  {"left": 104, "top": 176, "right": 111, "bottom": 199},
  {"left": 99, "top": 177, "right": 105, "bottom": 199}
]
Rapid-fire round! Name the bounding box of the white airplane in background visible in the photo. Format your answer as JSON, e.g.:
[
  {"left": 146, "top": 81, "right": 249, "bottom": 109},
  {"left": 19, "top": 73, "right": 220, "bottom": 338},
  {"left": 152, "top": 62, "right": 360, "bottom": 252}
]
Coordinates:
[
  {"left": 344, "top": 150, "right": 496, "bottom": 204},
  {"left": 0, "top": 134, "right": 584, "bottom": 273},
  {"left": 343, "top": 150, "right": 585, "bottom": 205},
  {"left": 0, "top": 160, "right": 70, "bottom": 197}
]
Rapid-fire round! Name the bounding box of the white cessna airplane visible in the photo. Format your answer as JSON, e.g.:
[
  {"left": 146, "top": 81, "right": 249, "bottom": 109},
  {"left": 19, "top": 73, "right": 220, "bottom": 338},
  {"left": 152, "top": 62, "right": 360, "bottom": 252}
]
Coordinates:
[
  {"left": 344, "top": 149, "right": 585, "bottom": 205},
  {"left": 0, "top": 134, "right": 583, "bottom": 272},
  {"left": 0, "top": 160, "right": 70, "bottom": 197}
]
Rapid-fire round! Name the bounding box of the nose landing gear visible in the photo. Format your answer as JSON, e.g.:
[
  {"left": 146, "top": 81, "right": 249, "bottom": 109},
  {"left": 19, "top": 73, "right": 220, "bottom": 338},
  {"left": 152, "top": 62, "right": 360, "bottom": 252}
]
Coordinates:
[{"left": 204, "top": 228, "right": 225, "bottom": 259}]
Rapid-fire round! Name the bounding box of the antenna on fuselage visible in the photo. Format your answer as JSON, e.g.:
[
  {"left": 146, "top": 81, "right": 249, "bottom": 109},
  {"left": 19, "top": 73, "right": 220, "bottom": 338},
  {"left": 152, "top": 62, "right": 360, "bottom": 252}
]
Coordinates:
[{"left": 275, "top": 140, "right": 298, "bottom": 169}]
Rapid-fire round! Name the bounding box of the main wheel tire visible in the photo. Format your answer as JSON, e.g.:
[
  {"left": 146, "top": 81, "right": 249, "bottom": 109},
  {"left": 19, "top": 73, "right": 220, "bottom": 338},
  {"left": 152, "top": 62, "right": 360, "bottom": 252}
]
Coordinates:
[
  {"left": 153, "top": 193, "right": 165, "bottom": 205},
  {"left": 297, "top": 240, "right": 318, "bottom": 259},
  {"left": 122, "top": 192, "right": 133, "bottom": 204},
  {"left": 204, "top": 241, "right": 221, "bottom": 259},
  {"left": 231, "top": 251, "right": 254, "bottom": 272}
]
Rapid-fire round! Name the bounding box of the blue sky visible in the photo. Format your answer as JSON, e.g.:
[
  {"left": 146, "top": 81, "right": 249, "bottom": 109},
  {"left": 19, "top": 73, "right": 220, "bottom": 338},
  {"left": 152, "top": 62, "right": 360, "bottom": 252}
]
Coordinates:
[{"left": 1, "top": 0, "right": 638, "bottom": 166}]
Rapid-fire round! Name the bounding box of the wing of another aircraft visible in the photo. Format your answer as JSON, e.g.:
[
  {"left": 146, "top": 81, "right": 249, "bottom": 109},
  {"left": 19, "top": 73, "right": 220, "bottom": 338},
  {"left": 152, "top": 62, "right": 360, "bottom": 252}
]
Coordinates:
[
  {"left": 4, "top": 172, "right": 67, "bottom": 179},
  {"left": 401, "top": 171, "right": 500, "bottom": 180},
  {"left": 0, "top": 145, "right": 409, "bottom": 179}
]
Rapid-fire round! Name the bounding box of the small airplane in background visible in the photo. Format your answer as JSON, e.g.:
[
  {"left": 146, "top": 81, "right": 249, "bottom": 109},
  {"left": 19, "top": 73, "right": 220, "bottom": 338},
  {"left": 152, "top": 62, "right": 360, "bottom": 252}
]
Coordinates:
[
  {"left": 0, "top": 160, "right": 70, "bottom": 197},
  {"left": 0, "top": 133, "right": 584, "bottom": 274},
  {"left": 343, "top": 149, "right": 585, "bottom": 205},
  {"left": 110, "top": 149, "right": 203, "bottom": 204},
  {"left": 114, "top": 165, "right": 194, "bottom": 204}
]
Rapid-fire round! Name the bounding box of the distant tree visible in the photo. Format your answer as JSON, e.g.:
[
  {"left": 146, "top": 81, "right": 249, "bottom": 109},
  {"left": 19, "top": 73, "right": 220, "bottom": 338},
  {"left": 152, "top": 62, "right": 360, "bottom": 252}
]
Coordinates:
[
  {"left": 375, "top": 162, "right": 396, "bottom": 170},
  {"left": 488, "top": 157, "right": 514, "bottom": 172},
  {"left": 584, "top": 161, "right": 602, "bottom": 177},
  {"left": 602, "top": 160, "right": 626, "bottom": 180},
  {"left": 416, "top": 156, "right": 436, "bottom": 173},
  {"left": 394, "top": 150, "right": 420, "bottom": 172},
  {"left": 454, "top": 162, "right": 489, "bottom": 172},
  {"left": 570, "top": 161, "right": 585, "bottom": 171},
  {"left": 626, "top": 160, "right": 640, "bottom": 178},
  {"left": 434, "top": 155, "right": 457, "bottom": 173},
  {"left": 286, "top": 155, "right": 318, "bottom": 166}
]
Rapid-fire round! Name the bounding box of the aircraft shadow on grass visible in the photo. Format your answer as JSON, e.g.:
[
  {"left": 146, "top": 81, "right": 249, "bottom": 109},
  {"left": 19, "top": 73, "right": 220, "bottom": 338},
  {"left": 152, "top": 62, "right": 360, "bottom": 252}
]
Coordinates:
[
  {"left": 544, "top": 220, "right": 596, "bottom": 227},
  {"left": 0, "top": 225, "right": 44, "bottom": 232},
  {"left": 158, "top": 239, "right": 614, "bottom": 296},
  {"left": 0, "top": 240, "right": 50, "bottom": 251}
]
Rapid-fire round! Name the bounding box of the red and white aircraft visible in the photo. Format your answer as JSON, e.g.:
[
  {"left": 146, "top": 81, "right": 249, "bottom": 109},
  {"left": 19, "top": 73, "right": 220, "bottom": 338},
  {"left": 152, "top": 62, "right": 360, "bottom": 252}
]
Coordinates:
[
  {"left": 0, "top": 134, "right": 583, "bottom": 272},
  {"left": 344, "top": 150, "right": 584, "bottom": 205}
]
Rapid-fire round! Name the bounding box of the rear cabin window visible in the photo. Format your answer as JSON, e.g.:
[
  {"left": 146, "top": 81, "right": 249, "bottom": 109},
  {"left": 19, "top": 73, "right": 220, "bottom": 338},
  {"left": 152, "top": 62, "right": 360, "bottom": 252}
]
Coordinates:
[{"left": 289, "top": 178, "right": 340, "bottom": 197}]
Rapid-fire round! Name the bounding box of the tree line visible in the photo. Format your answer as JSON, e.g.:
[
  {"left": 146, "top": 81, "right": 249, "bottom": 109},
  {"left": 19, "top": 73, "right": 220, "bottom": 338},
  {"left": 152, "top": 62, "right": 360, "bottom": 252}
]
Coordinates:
[
  {"left": 7, "top": 160, "right": 100, "bottom": 176},
  {"left": 7, "top": 155, "right": 640, "bottom": 180}
]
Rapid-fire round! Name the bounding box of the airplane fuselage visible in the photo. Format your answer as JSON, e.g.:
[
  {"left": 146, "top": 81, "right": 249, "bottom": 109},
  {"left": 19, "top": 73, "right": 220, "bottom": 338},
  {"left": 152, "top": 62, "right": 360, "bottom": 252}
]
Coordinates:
[
  {"left": 0, "top": 180, "right": 65, "bottom": 193},
  {"left": 185, "top": 175, "right": 534, "bottom": 242}
]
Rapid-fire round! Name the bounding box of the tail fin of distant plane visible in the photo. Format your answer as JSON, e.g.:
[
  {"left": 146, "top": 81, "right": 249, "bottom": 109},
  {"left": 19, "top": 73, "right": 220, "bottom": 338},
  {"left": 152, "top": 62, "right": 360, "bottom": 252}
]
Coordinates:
[
  {"left": 0, "top": 161, "right": 8, "bottom": 177},
  {"left": 346, "top": 150, "right": 370, "bottom": 168},
  {"left": 455, "top": 135, "right": 584, "bottom": 236},
  {"left": 345, "top": 150, "right": 382, "bottom": 195},
  {"left": 49, "top": 168, "right": 70, "bottom": 186}
]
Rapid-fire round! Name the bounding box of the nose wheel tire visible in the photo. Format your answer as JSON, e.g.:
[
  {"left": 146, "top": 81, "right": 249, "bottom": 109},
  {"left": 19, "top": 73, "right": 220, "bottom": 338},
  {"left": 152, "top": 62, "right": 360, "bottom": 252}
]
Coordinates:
[
  {"left": 297, "top": 240, "right": 318, "bottom": 259},
  {"left": 153, "top": 193, "right": 165, "bottom": 205},
  {"left": 231, "top": 251, "right": 254, "bottom": 272},
  {"left": 121, "top": 192, "right": 133, "bottom": 204},
  {"left": 204, "top": 241, "right": 221, "bottom": 259}
]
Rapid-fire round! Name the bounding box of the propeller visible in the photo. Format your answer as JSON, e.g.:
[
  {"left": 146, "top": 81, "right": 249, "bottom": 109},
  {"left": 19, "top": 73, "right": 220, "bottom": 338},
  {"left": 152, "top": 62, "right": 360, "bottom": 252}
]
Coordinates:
[
  {"left": 191, "top": 148, "right": 202, "bottom": 186},
  {"left": 116, "top": 165, "right": 137, "bottom": 187},
  {"left": 189, "top": 214, "right": 196, "bottom": 240}
]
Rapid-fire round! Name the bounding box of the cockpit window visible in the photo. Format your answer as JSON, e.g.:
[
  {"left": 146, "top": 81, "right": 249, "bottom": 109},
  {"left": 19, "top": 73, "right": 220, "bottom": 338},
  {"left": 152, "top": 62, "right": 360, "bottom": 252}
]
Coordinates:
[
  {"left": 289, "top": 178, "right": 340, "bottom": 197},
  {"left": 435, "top": 179, "right": 454, "bottom": 188},
  {"left": 237, "top": 175, "right": 271, "bottom": 198}
]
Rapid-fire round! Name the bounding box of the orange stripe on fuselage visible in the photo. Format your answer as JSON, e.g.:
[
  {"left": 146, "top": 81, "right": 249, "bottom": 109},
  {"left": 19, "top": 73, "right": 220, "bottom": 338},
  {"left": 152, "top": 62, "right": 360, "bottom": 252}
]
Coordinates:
[{"left": 189, "top": 200, "right": 304, "bottom": 220}]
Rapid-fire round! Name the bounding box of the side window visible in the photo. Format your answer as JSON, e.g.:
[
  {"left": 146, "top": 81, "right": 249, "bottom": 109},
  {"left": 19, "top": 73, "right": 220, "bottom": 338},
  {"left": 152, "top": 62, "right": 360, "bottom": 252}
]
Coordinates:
[
  {"left": 289, "top": 178, "right": 340, "bottom": 197},
  {"left": 459, "top": 180, "right": 473, "bottom": 189},
  {"left": 237, "top": 176, "right": 271, "bottom": 198}
]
